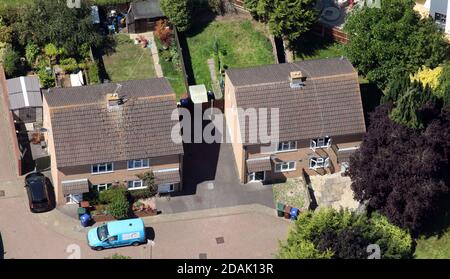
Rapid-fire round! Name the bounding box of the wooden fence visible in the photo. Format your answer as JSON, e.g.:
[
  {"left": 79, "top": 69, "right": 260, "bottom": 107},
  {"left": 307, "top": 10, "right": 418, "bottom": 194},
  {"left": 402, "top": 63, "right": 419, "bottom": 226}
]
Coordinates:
[{"left": 311, "top": 23, "right": 349, "bottom": 44}]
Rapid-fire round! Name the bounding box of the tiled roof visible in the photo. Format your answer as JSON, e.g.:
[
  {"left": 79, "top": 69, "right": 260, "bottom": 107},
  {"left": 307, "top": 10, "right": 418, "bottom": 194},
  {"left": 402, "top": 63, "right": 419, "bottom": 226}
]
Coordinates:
[
  {"left": 45, "top": 78, "right": 183, "bottom": 168},
  {"left": 246, "top": 157, "right": 272, "bottom": 173},
  {"left": 62, "top": 179, "right": 89, "bottom": 195},
  {"left": 226, "top": 57, "right": 366, "bottom": 144},
  {"left": 154, "top": 169, "right": 181, "bottom": 184}
]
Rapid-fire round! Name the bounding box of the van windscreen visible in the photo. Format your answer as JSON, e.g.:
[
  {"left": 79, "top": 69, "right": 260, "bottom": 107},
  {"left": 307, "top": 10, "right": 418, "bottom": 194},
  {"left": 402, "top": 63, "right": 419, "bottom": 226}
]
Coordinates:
[{"left": 97, "top": 224, "right": 108, "bottom": 241}]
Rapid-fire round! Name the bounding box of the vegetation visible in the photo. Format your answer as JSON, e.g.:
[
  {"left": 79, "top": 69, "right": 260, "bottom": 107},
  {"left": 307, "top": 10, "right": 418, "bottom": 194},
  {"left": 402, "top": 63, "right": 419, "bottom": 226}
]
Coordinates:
[
  {"left": 161, "top": 0, "right": 192, "bottom": 32},
  {"left": 278, "top": 208, "right": 413, "bottom": 259},
  {"left": 344, "top": 0, "right": 448, "bottom": 89},
  {"left": 102, "top": 34, "right": 156, "bottom": 82},
  {"left": 294, "top": 34, "right": 344, "bottom": 61},
  {"left": 2, "top": 48, "right": 21, "bottom": 77},
  {"left": 186, "top": 19, "right": 274, "bottom": 90},
  {"left": 136, "top": 172, "right": 158, "bottom": 198},
  {"left": 99, "top": 186, "right": 130, "bottom": 219},
  {"left": 13, "top": 0, "right": 101, "bottom": 59},
  {"left": 348, "top": 104, "right": 450, "bottom": 233},
  {"left": 245, "top": 0, "right": 318, "bottom": 45}
]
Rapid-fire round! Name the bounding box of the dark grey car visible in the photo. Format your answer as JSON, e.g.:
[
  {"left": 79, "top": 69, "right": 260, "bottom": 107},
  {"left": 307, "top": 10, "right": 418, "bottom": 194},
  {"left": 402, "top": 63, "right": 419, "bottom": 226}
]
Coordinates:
[{"left": 25, "top": 172, "right": 52, "bottom": 213}]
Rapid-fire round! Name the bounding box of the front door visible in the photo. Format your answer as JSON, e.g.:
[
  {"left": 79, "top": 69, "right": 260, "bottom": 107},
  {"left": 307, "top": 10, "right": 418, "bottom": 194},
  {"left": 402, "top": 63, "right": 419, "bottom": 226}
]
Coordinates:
[{"left": 249, "top": 171, "right": 265, "bottom": 182}]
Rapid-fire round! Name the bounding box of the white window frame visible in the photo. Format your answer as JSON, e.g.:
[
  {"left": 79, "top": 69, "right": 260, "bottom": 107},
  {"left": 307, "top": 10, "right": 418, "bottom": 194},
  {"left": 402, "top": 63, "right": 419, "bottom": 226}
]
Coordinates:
[
  {"left": 92, "top": 183, "right": 113, "bottom": 192},
  {"left": 91, "top": 163, "right": 114, "bottom": 174},
  {"left": 309, "top": 157, "right": 330, "bottom": 170},
  {"left": 127, "top": 180, "right": 146, "bottom": 190},
  {"left": 248, "top": 171, "right": 266, "bottom": 182},
  {"left": 310, "top": 137, "right": 332, "bottom": 150},
  {"left": 127, "top": 159, "right": 150, "bottom": 170},
  {"left": 274, "top": 161, "right": 296, "bottom": 173},
  {"left": 276, "top": 141, "right": 297, "bottom": 152}
]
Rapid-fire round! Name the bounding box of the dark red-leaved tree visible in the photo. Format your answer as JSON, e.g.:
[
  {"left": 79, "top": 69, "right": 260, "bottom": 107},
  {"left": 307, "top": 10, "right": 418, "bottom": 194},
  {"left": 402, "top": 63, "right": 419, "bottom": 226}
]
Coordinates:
[{"left": 348, "top": 104, "right": 450, "bottom": 233}]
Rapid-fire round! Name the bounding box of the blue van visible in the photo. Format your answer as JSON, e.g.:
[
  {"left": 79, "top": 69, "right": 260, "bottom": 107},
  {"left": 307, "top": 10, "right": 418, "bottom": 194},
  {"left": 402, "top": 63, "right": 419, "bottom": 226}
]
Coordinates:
[{"left": 87, "top": 218, "right": 146, "bottom": 251}]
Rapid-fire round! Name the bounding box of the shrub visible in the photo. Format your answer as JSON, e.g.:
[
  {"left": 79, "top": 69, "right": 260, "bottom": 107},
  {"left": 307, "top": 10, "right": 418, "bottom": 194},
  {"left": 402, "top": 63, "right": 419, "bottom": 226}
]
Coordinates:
[
  {"left": 161, "top": 50, "right": 172, "bottom": 62},
  {"left": 37, "top": 68, "right": 55, "bottom": 88},
  {"left": 160, "top": 0, "right": 192, "bottom": 32},
  {"left": 2, "top": 48, "right": 21, "bottom": 77},
  {"left": 83, "top": 189, "right": 99, "bottom": 205},
  {"left": 25, "top": 43, "right": 40, "bottom": 67},
  {"left": 208, "top": 0, "right": 223, "bottom": 15},
  {"left": 128, "top": 187, "right": 155, "bottom": 201},
  {"left": 107, "top": 195, "right": 130, "bottom": 219},
  {"left": 60, "top": 57, "right": 79, "bottom": 73},
  {"left": 99, "top": 185, "right": 128, "bottom": 204},
  {"left": 155, "top": 19, "right": 172, "bottom": 47},
  {"left": 136, "top": 172, "right": 158, "bottom": 197}
]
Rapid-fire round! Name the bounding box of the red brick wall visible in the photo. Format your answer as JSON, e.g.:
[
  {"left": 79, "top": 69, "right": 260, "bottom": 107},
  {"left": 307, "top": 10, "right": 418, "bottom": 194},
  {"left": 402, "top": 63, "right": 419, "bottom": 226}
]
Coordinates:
[{"left": 0, "top": 66, "right": 22, "bottom": 176}]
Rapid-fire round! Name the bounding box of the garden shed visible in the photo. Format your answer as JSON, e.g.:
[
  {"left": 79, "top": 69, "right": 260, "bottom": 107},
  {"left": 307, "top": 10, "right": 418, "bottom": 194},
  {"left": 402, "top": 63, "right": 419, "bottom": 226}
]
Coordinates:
[{"left": 126, "top": 0, "right": 165, "bottom": 33}]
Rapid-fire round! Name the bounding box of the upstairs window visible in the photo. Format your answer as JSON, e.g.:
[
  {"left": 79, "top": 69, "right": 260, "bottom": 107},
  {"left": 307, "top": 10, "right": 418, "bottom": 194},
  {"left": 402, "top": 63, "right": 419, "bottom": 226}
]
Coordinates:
[
  {"left": 91, "top": 163, "right": 113, "bottom": 174},
  {"left": 277, "top": 141, "right": 297, "bottom": 152},
  {"left": 310, "top": 137, "right": 331, "bottom": 150},
  {"left": 127, "top": 159, "right": 150, "bottom": 170}
]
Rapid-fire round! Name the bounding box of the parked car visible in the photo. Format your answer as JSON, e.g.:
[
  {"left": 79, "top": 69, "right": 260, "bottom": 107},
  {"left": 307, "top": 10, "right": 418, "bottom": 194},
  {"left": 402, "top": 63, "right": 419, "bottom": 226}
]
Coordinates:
[
  {"left": 87, "top": 218, "right": 146, "bottom": 251},
  {"left": 24, "top": 172, "right": 52, "bottom": 213}
]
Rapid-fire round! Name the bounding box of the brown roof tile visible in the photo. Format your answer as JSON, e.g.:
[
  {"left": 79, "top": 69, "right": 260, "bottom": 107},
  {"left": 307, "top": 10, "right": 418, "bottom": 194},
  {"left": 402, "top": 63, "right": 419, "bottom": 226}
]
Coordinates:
[
  {"left": 246, "top": 157, "right": 272, "bottom": 173},
  {"left": 226, "top": 58, "right": 366, "bottom": 144},
  {"left": 154, "top": 169, "right": 181, "bottom": 184},
  {"left": 45, "top": 78, "right": 183, "bottom": 168}
]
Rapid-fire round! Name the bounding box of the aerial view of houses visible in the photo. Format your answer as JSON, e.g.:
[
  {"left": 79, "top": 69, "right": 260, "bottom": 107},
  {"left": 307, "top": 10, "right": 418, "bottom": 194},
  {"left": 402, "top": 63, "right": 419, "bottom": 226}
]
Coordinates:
[{"left": 0, "top": 0, "right": 449, "bottom": 265}]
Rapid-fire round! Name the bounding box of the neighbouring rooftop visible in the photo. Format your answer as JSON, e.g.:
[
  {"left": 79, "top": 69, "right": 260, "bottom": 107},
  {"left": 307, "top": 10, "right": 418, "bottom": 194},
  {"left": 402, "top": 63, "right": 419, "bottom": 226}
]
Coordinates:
[{"left": 44, "top": 78, "right": 183, "bottom": 168}]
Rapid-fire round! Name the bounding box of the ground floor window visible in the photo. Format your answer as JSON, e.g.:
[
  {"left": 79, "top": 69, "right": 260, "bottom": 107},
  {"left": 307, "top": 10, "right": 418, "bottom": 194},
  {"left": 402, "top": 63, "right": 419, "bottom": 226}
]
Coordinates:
[
  {"left": 275, "top": 161, "right": 296, "bottom": 172},
  {"left": 127, "top": 180, "right": 145, "bottom": 190},
  {"left": 91, "top": 183, "right": 113, "bottom": 192},
  {"left": 158, "top": 183, "right": 177, "bottom": 193},
  {"left": 248, "top": 171, "right": 265, "bottom": 182}
]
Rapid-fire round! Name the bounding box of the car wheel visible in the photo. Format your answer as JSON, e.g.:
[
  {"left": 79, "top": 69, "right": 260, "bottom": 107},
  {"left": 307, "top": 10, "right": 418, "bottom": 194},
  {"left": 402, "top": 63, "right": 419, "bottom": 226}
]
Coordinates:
[
  {"left": 94, "top": 246, "right": 104, "bottom": 251},
  {"left": 132, "top": 242, "right": 140, "bottom": 247}
]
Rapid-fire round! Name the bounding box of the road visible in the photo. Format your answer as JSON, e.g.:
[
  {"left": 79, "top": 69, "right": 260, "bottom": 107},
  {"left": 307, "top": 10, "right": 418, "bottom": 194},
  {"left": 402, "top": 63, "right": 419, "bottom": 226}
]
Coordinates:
[{"left": 0, "top": 185, "right": 290, "bottom": 259}]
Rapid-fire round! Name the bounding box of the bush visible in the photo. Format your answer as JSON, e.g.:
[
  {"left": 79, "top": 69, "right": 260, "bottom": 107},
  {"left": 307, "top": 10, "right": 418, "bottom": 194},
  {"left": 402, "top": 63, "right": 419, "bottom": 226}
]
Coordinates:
[
  {"left": 83, "top": 189, "right": 99, "bottom": 205},
  {"left": 107, "top": 195, "right": 130, "bottom": 219},
  {"left": 2, "top": 48, "right": 21, "bottom": 77},
  {"left": 37, "top": 68, "right": 55, "bottom": 88},
  {"left": 128, "top": 187, "right": 155, "bottom": 201},
  {"left": 161, "top": 49, "right": 172, "bottom": 62},
  {"left": 160, "top": 0, "right": 192, "bottom": 32},
  {"left": 155, "top": 19, "right": 172, "bottom": 47},
  {"left": 60, "top": 57, "right": 79, "bottom": 73},
  {"left": 99, "top": 185, "right": 128, "bottom": 204},
  {"left": 25, "top": 43, "right": 40, "bottom": 67}
]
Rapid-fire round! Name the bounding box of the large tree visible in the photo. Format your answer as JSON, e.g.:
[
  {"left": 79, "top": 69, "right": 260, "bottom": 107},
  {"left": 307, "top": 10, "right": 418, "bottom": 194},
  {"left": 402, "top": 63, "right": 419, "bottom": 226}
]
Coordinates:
[
  {"left": 161, "top": 0, "right": 192, "bottom": 32},
  {"left": 278, "top": 208, "right": 412, "bottom": 259},
  {"left": 348, "top": 104, "right": 450, "bottom": 233},
  {"left": 344, "top": 0, "right": 447, "bottom": 89},
  {"left": 13, "top": 0, "right": 100, "bottom": 58},
  {"left": 245, "top": 0, "right": 318, "bottom": 44}
]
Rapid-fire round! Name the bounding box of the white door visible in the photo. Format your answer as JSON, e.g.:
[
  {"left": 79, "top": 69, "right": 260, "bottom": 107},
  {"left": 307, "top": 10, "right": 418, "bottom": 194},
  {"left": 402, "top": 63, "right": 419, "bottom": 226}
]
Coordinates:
[{"left": 248, "top": 171, "right": 265, "bottom": 182}]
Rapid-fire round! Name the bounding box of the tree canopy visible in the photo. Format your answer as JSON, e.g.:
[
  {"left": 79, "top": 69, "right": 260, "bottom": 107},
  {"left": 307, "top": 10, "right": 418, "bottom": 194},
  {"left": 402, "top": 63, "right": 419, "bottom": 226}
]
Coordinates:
[
  {"left": 348, "top": 104, "right": 450, "bottom": 233},
  {"left": 278, "top": 208, "right": 413, "bottom": 259},
  {"left": 161, "top": 0, "right": 193, "bottom": 32},
  {"left": 344, "top": 0, "right": 448, "bottom": 89},
  {"left": 245, "top": 0, "right": 318, "bottom": 44},
  {"left": 13, "top": 0, "right": 101, "bottom": 58}
]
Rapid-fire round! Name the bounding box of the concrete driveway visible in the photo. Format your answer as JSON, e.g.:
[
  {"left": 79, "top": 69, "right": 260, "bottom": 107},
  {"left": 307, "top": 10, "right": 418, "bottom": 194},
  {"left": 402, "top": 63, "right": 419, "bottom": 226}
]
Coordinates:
[
  {"left": 156, "top": 142, "right": 274, "bottom": 214},
  {"left": 0, "top": 180, "right": 289, "bottom": 259}
]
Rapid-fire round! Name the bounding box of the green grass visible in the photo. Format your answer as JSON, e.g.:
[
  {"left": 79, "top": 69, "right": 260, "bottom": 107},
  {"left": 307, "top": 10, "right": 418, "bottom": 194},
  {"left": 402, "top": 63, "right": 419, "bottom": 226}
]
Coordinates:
[
  {"left": 0, "top": 0, "right": 31, "bottom": 11},
  {"left": 186, "top": 19, "right": 275, "bottom": 90},
  {"left": 294, "top": 34, "right": 345, "bottom": 61},
  {"left": 272, "top": 179, "right": 309, "bottom": 210},
  {"left": 102, "top": 34, "right": 156, "bottom": 83},
  {"left": 415, "top": 232, "right": 450, "bottom": 259},
  {"left": 155, "top": 38, "right": 187, "bottom": 99}
]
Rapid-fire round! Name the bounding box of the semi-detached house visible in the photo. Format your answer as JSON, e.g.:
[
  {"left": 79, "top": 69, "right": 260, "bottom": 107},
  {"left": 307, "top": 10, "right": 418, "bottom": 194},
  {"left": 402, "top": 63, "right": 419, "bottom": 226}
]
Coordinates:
[
  {"left": 42, "top": 78, "right": 183, "bottom": 205},
  {"left": 224, "top": 57, "right": 366, "bottom": 184}
]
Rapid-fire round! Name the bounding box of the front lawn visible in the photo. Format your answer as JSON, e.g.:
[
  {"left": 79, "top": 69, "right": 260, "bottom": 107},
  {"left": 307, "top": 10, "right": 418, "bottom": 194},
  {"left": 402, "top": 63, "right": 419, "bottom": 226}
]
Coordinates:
[
  {"left": 186, "top": 19, "right": 275, "bottom": 90},
  {"left": 102, "top": 34, "right": 156, "bottom": 82},
  {"left": 272, "top": 178, "right": 310, "bottom": 211}
]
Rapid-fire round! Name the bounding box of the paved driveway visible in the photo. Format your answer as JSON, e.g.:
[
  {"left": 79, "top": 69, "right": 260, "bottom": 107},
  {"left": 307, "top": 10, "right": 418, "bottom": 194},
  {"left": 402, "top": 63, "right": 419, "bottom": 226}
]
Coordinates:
[
  {"left": 0, "top": 181, "right": 289, "bottom": 259},
  {"left": 156, "top": 142, "right": 274, "bottom": 213}
]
